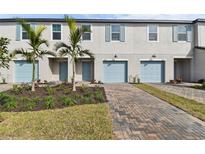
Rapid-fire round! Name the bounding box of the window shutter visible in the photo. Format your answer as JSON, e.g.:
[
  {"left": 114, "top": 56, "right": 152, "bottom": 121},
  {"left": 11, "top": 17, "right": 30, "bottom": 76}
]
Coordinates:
[
  {"left": 172, "top": 26, "right": 178, "bottom": 42},
  {"left": 105, "top": 24, "right": 110, "bottom": 42},
  {"left": 120, "top": 25, "right": 125, "bottom": 42},
  {"left": 187, "top": 25, "right": 192, "bottom": 42},
  {"left": 16, "top": 24, "right": 21, "bottom": 41}
]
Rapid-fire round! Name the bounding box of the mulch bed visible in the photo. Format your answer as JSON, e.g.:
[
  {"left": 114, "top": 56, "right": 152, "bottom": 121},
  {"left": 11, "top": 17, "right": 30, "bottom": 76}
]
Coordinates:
[{"left": 0, "top": 83, "right": 107, "bottom": 112}]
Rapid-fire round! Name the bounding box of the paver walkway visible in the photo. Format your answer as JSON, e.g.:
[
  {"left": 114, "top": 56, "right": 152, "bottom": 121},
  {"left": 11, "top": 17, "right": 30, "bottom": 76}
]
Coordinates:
[
  {"left": 149, "top": 83, "right": 205, "bottom": 104},
  {"left": 104, "top": 84, "right": 205, "bottom": 140}
]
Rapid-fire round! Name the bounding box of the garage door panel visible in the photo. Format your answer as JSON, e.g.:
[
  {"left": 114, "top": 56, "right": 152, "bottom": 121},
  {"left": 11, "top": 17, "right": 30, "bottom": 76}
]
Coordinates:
[
  {"left": 140, "top": 61, "right": 165, "bottom": 83},
  {"left": 103, "top": 61, "right": 127, "bottom": 83},
  {"left": 15, "top": 61, "right": 39, "bottom": 83}
]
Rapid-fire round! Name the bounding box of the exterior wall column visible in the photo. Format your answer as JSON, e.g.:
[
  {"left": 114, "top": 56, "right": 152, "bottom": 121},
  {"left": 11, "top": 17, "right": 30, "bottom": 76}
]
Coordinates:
[{"left": 94, "top": 57, "right": 102, "bottom": 82}]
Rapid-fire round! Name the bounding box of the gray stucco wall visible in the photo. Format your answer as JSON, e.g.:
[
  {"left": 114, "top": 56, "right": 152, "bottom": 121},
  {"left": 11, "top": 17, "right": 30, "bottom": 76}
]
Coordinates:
[{"left": 193, "top": 48, "right": 205, "bottom": 81}]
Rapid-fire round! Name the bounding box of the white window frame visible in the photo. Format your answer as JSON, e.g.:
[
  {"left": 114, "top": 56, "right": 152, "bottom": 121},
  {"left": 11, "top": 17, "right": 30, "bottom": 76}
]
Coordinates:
[
  {"left": 51, "top": 23, "right": 62, "bottom": 41},
  {"left": 110, "top": 24, "right": 121, "bottom": 42},
  {"left": 21, "top": 23, "right": 31, "bottom": 41},
  {"left": 176, "top": 25, "right": 187, "bottom": 42},
  {"left": 81, "top": 24, "right": 92, "bottom": 42},
  {"left": 147, "top": 25, "right": 159, "bottom": 42}
]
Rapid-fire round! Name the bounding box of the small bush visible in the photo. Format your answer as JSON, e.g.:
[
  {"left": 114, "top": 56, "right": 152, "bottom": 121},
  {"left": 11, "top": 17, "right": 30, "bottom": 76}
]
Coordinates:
[
  {"left": 0, "top": 93, "right": 13, "bottom": 106},
  {"left": 95, "top": 91, "right": 105, "bottom": 103},
  {"left": 81, "top": 95, "right": 93, "bottom": 104},
  {"left": 12, "top": 84, "right": 23, "bottom": 94},
  {"left": 44, "top": 86, "right": 55, "bottom": 95},
  {"left": 21, "top": 97, "right": 36, "bottom": 111},
  {"left": 21, "top": 83, "right": 31, "bottom": 91},
  {"left": 202, "top": 82, "right": 205, "bottom": 88},
  {"left": 79, "top": 83, "right": 88, "bottom": 92},
  {"left": 3, "top": 98, "right": 17, "bottom": 111},
  {"left": 44, "top": 96, "right": 55, "bottom": 109},
  {"left": 61, "top": 96, "right": 76, "bottom": 106},
  {"left": 32, "top": 97, "right": 41, "bottom": 104},
  {"left": 71, "top": 93, "right": 82, "bottom": 100},
  {"left": 198, "top": 79, "right": 205, "bottom": 84},
  {"left": 63, "top": 88, "right": 71, "bottom": 95}
]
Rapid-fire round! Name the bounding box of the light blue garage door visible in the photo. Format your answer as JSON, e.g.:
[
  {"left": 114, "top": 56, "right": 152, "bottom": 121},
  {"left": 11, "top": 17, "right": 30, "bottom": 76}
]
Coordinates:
[
  {"left": 140, "top": 61, "right": 165, "bottom": 83},
  {"left": 15, "top": 60, "right": 39, "bottom": 83},
  {"left": 103, "top": 61, "right": 127, "bottom": 83}
]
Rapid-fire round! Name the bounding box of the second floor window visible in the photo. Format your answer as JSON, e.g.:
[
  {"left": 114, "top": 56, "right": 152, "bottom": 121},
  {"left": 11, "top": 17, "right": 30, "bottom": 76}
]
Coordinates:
[
  {"left": 22, "top": 24, "right": 30, "bottom": 40},
  {"left": 173, "top": 25, "right": 192, "bottom": 42},
  {"left": 148, "top": 25, "right": 158, "bottom": 41},
  {"left": 177, "top": 25, "right": 187, "bottom": 41},
  {"left": 111, "top": 25, "right": 120, "bottom": 41},
  {"left": 52, "top": 24, "right": 61, "bottom": 40},
  {"left": 82, "top": 24, "right": 91, "bottom": 41}
]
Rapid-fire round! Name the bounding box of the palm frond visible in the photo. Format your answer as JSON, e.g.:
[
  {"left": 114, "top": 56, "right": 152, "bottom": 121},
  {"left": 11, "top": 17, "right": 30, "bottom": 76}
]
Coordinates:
[
  {"left": 55, "top": 42, "right": 71, "bottom": 51},
  {"left": 35, "top": 25, "right": 47, "bottom": 39},
  {"left": 11, "top": 48, "right": 33, "bottom": 62},
  {"left": 58, "top": 48, "right": 70, "bottom": 57},
  {"left": 79, "top": 49, "right": 94, "bottom": 59},
  {"left": 38, "top": 50, "right": 56, "bottom": 58},
  {"left": 65, "top": 16, "right": 77, "bottom": 33}
]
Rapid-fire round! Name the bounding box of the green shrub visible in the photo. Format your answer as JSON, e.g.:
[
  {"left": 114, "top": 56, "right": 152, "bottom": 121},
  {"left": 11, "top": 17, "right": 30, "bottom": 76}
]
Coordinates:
[
  {"left": 202, "top": 82, "right": 205, "bottom": 88},
  {"left": 84, "top": 92, "right": 93, "bottom": 98},
  {"left": 71, "top": 93, "right": 82, "bottom": 100},
  {"left": 79, "top": 83, "right": 88, "bottom": 92},
  {"left": 63, "top": 88, "right": 71, "bottom": 94},
  {"left": 0, "top": 93, "right": 13, "bottom": 106},
  {"left": 95, "top": 91, "right": 105, "bottom": 103},
  {"left": 3, "top": 98, "right": 17, "bottom": 111},
  {"left": 44, "top": 86, "right": 55, "bottom": 95},
  {"left": 21, "top": 97, "right": 36, "bottom": 111},
  {"left": 32, "top": 97, "right": 41, "bottom": 104},
  {"left": 94, "top": 85, "right": 101, "bottom": 92},
  {"left": 12, "top": 84, "right": 23, "bottom": 94},
  {"left": 44, "top": 96, "right": 55, "bottom": 109},
  {"left": 61, "top": 96, "right": 76, "bottom": 106},
  {"left": 21, "top": 83, "right": 31, "bottom": 91},
  {"left": 198, "top": 79, "right": 205, "bottom": 84},
  {"left": 81, "top": 95, "right": 93, "bottom": 104}
]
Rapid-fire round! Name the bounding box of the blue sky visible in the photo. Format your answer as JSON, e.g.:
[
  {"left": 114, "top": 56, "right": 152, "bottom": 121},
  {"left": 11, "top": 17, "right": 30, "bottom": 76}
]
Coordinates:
[{"left": 1, "top": 14, "right": 205, "bottom": 20}]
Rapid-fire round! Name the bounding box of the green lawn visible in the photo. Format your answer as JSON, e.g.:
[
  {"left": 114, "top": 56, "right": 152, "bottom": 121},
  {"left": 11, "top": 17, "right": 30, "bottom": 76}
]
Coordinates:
[
  {"left": 136, "top": 84, "right": 205, "bottom": 121},
  {"left": 0, "top": 104, "right": 112, "bottom": 139}
]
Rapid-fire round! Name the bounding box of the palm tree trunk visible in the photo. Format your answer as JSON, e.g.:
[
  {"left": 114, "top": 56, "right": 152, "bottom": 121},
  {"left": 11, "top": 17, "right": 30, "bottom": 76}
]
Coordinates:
[
  {"left": 72, "top": 59, "right": 76, "bottom": 91},
  {"left": 31, "top": 60, "right": 35, "bottom": 92}
]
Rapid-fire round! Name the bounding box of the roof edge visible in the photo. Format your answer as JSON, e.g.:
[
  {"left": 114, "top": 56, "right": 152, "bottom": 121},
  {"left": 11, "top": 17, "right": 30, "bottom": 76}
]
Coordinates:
[{"left": 0, "top": 18, "right": 195, "bottom": 24}]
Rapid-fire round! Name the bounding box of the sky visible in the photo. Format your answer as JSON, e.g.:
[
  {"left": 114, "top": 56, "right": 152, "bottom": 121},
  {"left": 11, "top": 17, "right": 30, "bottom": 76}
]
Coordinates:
[{"left": 0, "top": 14, "right": 205, "bottom": 20}]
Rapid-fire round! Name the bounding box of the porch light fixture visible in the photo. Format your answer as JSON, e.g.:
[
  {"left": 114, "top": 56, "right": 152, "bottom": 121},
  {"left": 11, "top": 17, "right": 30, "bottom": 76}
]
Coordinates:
[
  {"left": 114, "top": 54, "right": 118, "bottom": 58},
  {"left": 152, "top": 54, "right": 156, "bottom": 58}
]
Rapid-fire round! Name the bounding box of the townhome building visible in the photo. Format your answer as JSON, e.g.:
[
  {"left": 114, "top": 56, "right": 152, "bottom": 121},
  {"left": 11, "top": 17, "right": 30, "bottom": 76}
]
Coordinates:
[{"left": 0, "top": 18, "right": 205, "bottom": 83}]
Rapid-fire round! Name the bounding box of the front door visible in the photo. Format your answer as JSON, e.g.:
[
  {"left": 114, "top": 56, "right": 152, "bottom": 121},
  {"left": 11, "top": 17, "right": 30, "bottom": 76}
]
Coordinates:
[
  {"left": 82, "top": 62, "right": 92, "bottom": 81},
  {"left": 59, "top": 61, "right": 68, "bottom": 81}
]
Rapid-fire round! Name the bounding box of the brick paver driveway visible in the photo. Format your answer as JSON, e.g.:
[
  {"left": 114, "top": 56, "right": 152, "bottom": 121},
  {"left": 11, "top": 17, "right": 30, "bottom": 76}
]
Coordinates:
[
  {"left": 104, "top": 84, "right": 205, "bottom": 140},
  {"left": 149, "top": 83, "right": 205, "bottom": 104}
]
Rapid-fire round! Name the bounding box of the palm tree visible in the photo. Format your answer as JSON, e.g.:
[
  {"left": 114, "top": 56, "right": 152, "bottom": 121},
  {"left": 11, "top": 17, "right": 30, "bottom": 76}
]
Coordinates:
[
  {"left": 11, "top": 20, "right": 56, "bottom": 91},
  {"left": 55, "top": 16, "right": 94, "bottom": 91}
]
